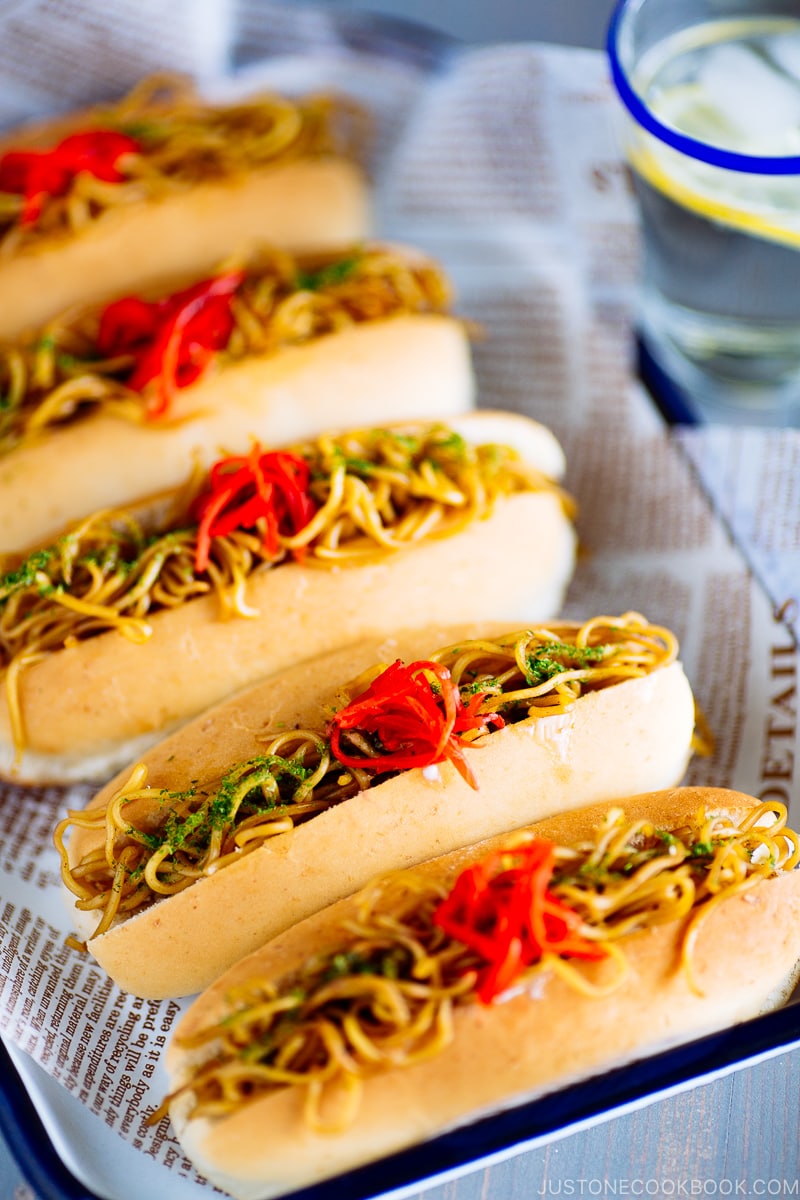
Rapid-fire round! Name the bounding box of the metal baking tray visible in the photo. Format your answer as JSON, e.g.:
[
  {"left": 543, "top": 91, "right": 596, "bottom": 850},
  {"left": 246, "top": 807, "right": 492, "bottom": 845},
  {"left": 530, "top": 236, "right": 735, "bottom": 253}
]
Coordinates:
[{"left": 1, "top": 6, "right": 798, "bottom": 1199}]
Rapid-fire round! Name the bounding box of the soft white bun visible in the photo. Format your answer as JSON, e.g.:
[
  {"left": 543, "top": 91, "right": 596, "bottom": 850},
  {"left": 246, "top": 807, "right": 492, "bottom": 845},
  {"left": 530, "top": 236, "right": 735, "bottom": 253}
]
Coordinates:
[
  {"left": 0, "top": 158, "right": 370, "bottom": 341},
  {"left": 1, "top": 312, "right": 474, "bottom": 555},
  {"left": 1, "top": 411, "right": 575, "bottom": 784},
  {"left": 166, "top": 787, "right": 800, "bottom": 1199},
  {"left": 64, "top": 617, "right": 695, "bottom": 997}
]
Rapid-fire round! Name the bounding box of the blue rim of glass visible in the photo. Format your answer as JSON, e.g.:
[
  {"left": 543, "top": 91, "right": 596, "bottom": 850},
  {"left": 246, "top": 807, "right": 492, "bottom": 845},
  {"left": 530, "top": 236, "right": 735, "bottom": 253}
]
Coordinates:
[{"left": 606, "top": 0, "right": 800, "bottom": 175}]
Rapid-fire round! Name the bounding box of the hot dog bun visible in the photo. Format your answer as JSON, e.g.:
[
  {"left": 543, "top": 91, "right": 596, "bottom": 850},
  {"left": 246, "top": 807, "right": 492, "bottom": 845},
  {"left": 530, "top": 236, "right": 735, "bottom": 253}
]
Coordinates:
[
  {"left": 165, "top": 787, "right": 800, "bottom": 1199},
  {"left": 2, "top": 411, "right": 574, "bottom": 784},
  {"left": 59, "top": 613, "right": 695, "bottom": 997},
  {"left": 1, "top": 312, "right": 474, "bottom": 554},
  {"left": 0, "top": 161, "right": 369, "bottom": 342},
  {"left": 0, "top": 243, "right": 473, "bottom": 554},
  {"left": 0, "top": 82, "right": 370, "bottom": 339}
]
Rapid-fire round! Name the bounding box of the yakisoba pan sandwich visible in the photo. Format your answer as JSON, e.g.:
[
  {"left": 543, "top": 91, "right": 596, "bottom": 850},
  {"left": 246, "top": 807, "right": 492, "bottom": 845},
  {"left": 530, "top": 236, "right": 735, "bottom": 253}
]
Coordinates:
[
  {"left": 0, "top": 242, "right": 473, "bottom": 553},
  {"left": 1, "top": 410, "right": 576, "bottom": 784},
  {"left": 0, "top": 74, "right": 370, "bottom": 339},
  {"left": 55, "top": 611, "right": 696, "bottom": 997},
  {"left": 158, "top": 786, "right": 800, "bottom": 1199}
]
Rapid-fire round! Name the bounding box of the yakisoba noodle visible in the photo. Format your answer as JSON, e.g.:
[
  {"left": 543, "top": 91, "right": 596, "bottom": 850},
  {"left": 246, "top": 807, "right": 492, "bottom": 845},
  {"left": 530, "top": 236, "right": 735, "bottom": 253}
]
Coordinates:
[
  {"left": 156, "top": 801, "right": 800, "bottom": 1132},
  {"left": 0, "top": 74, "right": 366, "bottom": 254},
  {"left": 428, "top": 613, "right": 677, "bottom": 718},
  {"left": 0, "top": 424, "right": 565, "bottom": 758},
  {"left": 55, "top": 614, "right": 675, "bottom": 940},
  {"left": 0, "top": 245, "right": 451, "bottom": 454}
]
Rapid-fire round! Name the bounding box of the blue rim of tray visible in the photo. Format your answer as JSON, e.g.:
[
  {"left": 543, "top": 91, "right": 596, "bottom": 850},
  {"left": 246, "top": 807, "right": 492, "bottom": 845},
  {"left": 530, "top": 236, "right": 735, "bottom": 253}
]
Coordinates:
[
  {"left": 606, "top": 0, "right": 800, "bottom": 176},
  {"left": 4, "top": 999, "right": 800, "bottom": 1200}
]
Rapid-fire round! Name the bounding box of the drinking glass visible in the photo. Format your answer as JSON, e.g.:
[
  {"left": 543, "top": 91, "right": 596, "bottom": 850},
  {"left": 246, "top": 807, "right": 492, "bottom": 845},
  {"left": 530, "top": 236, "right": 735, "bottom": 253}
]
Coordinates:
[{"left": 607, "top": 0, "right": 800, "bottom": 421}]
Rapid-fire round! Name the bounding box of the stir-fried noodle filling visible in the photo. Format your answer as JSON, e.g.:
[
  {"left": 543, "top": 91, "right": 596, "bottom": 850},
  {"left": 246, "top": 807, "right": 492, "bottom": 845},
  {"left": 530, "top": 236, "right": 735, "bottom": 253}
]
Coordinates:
[
  {"left": 0, "top": 245, "right": 450, "bottom": 452},
  {"left": 0, "top": 75, "right": 365, "bottom": 253}
]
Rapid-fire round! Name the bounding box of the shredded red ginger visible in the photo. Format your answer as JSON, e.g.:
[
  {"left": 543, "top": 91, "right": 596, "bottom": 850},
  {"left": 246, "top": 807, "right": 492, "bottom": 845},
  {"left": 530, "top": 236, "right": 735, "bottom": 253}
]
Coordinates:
[
  {"left": 434, "top": 839, "right": 607, "bottom": 1003},
  {"left": 96, "top": 271, "right": 245, "bottom": 418},
  {"left": 328, "top": 659, "right": 505, "bottom": 789},
  {"left": 191, "top": 444, "right": 317, "bottom": 573},
  {"left": 0, "top": 130, "right": 242, "bottom": 419},
  {"left": 0, "top": 129, "right": 141, "bottom": 225}
]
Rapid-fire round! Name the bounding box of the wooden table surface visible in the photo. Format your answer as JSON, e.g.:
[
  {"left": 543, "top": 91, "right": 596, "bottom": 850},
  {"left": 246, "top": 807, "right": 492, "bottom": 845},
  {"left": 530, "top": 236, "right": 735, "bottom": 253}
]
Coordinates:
[{"left": 410, "top": 1053, "right": 800, "bottom": 1200}]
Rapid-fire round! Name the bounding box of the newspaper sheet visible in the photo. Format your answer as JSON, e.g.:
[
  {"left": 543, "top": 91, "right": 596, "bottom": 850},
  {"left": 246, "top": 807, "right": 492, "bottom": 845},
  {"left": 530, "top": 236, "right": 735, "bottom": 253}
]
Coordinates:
[{"left": 0, "top": 18, "right": 797, "bottom": 1200}]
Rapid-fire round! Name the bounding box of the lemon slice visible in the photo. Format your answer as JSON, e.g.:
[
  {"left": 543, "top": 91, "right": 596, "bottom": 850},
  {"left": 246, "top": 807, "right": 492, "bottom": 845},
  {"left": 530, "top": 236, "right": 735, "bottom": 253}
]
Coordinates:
[{"left": 628, "top": 136, "right": 800, "bottom": 250}]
